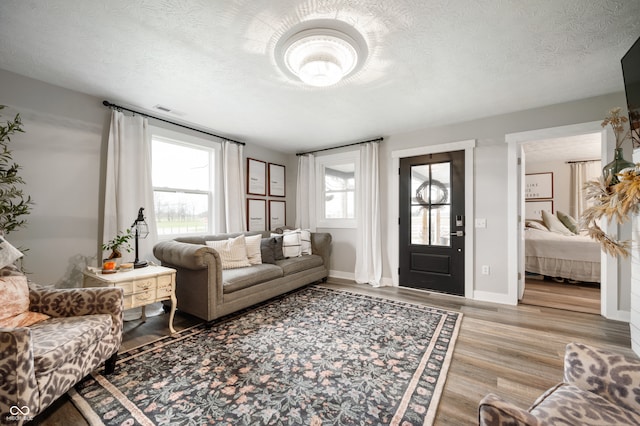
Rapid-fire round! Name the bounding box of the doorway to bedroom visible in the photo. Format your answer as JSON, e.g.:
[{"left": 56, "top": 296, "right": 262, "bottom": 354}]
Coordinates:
[{"left": 520, "top": 133, "right": 602, "bottom": 314}]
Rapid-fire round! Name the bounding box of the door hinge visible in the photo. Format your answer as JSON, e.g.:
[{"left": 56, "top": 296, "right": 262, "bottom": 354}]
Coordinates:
[
  {"left": 398, "top": 267, "right": 401, "bottom": 275},
  {"left": 518, "top": 272, "right": 522, "bottom": 280},
  {"left": 517, "top": 157, "right": 522, "bottom": 165},
  {"left": 398, "top": 217, "right": 400, "bottom": 225},
  {"left": 398, "top": 167, "right": 401, "bottom": 175}
]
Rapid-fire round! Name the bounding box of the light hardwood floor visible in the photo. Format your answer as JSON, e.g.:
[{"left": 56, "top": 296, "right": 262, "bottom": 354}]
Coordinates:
[
  {"left": 34, "top": 278, "right": 632, "bottom": 425},
  {"left": 520, "top": 277, "right": 600, "bottom": 314}
]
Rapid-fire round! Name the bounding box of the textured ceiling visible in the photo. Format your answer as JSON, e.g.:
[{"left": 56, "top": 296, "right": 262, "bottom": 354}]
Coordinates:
[
  {"left": 0, "top": 0, "right": 639, "bottom": 153},
  {"left": 523, "top": 132, "right": 602, "bottom": 164}
]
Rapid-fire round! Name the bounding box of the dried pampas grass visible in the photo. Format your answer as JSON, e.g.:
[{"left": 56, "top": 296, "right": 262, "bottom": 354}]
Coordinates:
[{"left": 581, "top": 170, "right": 640, "bottom": 258}]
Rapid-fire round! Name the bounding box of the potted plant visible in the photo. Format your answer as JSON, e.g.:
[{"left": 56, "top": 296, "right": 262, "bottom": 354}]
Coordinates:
[
  {"left": 0, "top": 105, "right": 32, "bottom": 235},
  {"left": 102, "top": 229, "right": 134, "bottom": 262}
]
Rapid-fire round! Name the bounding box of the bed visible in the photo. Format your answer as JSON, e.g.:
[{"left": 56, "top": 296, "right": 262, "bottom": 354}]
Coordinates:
[{"left": 524, "top": 225, "right": 601, "bottom": 283}]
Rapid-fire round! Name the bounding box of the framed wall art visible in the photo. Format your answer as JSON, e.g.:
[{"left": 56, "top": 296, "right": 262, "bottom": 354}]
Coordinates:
[
  {"left": 268, "top": 163, "right": 286, "bottom": 197},
  {"left": 247, "top": 198, "right": 266, "bottom": 231},
  {"left": 247, "top": 158, "right": 266, "bottom": 196},
  {"left": 269, "top": 200, "right": 286, "bottom": 230},
  {"left": 525, "top": 172, "right": 553, "bottom": 200}
]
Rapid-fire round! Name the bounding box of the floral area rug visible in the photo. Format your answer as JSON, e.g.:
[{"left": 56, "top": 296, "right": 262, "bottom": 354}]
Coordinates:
[{"left": 69, "top": 286, "right": 462, "bottom": 425}]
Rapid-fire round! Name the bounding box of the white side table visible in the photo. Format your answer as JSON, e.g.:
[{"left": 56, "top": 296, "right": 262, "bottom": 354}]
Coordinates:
[{"left": 83, "top": 265, "right": 177, "bottom": 334}]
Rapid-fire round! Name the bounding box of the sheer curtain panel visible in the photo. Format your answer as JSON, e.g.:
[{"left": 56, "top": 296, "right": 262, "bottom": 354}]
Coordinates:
[
  {"left": 222, "top": 141, "right": 246, "bottom": 232},
  {"left": 103, "top": 110, "right": 157, "bottom": 264},
  {"left": 355, "top": 142, "right": 382, "bottom": 286},
  {"left": 570, "top": 160, "right": 601, "bottom": 219},
  {"left": 295, "top": 154, "right": 316, "bottom": 231}
]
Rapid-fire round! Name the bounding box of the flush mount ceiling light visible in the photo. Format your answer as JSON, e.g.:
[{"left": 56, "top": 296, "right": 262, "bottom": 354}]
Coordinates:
[{"left": 275, "top": 22, "right": 367, "bottom": 87}]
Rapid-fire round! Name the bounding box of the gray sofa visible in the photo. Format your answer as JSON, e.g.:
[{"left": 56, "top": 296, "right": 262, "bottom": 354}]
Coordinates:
[{"left": 153, "top": 231, "right": 331, "bottom": 322}]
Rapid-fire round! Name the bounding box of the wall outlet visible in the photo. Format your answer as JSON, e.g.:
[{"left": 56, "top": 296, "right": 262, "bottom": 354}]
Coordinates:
[{"left": 481, "top": 265, "right": 490, "bottom": 275}]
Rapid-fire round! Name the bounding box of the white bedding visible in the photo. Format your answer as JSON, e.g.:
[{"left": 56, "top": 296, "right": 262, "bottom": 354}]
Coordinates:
[{"left": 525, "top": 227, "right": 601, "bottom": 283}]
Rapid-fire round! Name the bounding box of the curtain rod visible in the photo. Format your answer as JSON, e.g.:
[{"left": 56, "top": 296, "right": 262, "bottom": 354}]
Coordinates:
[
  {"left": 566, "top": 159, "right": 600, "bottom": 164},
  {"left": 296, "top": 137, "right": 383, "bottom": 156},
  {"left": 102, "top": 100, "right": 246, "bottom": 146}
]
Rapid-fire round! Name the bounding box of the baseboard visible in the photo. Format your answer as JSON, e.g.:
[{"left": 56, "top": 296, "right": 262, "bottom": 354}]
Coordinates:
[
  {"left": 472, "top": 290, "right": 517, "bottom": 305},
  {"left": 328, "top": 271, "right": 395, "bottom": 288}
]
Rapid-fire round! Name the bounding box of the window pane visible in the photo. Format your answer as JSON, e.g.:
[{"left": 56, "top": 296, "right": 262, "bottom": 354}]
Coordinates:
[
  {"left": 411, "top": 206, "right": 429, "bottom": 245},
  {"left": 430, "top": 205, "right": 451, "bottom": 246},
  {"left": 153, "top": 140, "right": 210, "bottom": 191},
  {"left": 154, "top": 191, "right": 209, "bottom": 235},
  {"left": 324, "top": 163, "right": 355, "bottom": 219}
]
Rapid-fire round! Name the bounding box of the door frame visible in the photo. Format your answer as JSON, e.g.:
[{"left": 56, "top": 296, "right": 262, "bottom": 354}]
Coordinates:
[
  {"left": 506, "top": 121, "right": 625, "bottom": 320},
  {"left": 390, "top": 139, "right": 475, "bottom": 298}
]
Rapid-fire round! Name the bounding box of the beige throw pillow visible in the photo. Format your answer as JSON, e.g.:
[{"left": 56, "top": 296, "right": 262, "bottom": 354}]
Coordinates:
[
  {"left": 542, "top": 210, "right": 573, "bottom": 236},
  {"left": 206, "top": 235, "right": 251, "bottom": 269},
  {"left": 244, "top": 234, "right": 262, "bottom": 265},
  {"left": 274, "top": 231, "right": 302, "bottom": 258},
  {"left": 0, "top": 275, "right": 50, "bottom": 328},
  {"left": 556, "top": 210, "right": 579, "bottom": 234}
]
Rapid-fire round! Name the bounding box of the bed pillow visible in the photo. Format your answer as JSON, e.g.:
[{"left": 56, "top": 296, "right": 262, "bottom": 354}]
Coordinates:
[
  {"left": 244, "top": 234, "right": 262, "bottom": 265},
  {"left": 541, "top": 210, "right": 574, "bottom": 236},
  {"left": 205, "top": 235, "right": 251, "bottom": 269},
  {"left": 525, "top": 220, "right": 548, "bottom": 231},
  {"left": 556, "top": 210, "right": 579, "bottom": 234}
]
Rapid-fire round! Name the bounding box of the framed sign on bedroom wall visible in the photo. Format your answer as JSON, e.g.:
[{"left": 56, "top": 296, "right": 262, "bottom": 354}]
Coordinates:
[
  {"left": 268, "top": 163, "right": 286, "bottom": 197},
  {"left": 269, "top": 200, "right": 286, "bottom": 230},
  {"left": 525, "top": 200, "right": 554, "bottom": 220},
  {"left": 247, "top": 198, "right": 266, "bottom": 231},
  {"left": 525, "top": 172, "right": 553, "bottom": 199},
  {"left": 247, "top": 158, "right": 266, "bottom": 196}
]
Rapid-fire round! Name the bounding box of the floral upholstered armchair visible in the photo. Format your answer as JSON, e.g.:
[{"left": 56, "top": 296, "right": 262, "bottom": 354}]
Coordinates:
[
  {"left": 0, "top": 264, "right": 124, "bottom": 422},
  {"left": 479, "top": 342, "right": 640, "bottom": 425}
]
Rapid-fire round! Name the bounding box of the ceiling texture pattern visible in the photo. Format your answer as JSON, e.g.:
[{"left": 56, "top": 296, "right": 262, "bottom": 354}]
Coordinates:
[{"left": 0, "top": 0, "right": 639, "bottom": 152}]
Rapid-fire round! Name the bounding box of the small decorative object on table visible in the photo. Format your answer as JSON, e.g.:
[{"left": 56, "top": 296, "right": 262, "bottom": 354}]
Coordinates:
[
  {"left": 102, "top": 228, "right": 133, "bottom": 269},
  {"left": 601, "top": 107, "right": 634, "bottom": 185}
]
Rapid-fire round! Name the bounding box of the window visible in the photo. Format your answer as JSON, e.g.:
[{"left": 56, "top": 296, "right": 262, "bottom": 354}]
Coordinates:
[
  {"left": 316, "top": 151, "right": 359, "bottom": 228},
  {"left": 151, "top": 127, "right": 221, "bottom": 237}
]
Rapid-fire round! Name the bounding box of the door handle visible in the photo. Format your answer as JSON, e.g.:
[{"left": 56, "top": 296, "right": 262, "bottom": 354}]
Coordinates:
[{"left": 450, "top": 230, "right": 464, "bottom": 237}]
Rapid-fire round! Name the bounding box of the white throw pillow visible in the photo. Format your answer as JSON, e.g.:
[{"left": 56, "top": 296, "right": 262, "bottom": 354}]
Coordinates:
[
  {"left": 0, "top": 237, "right": 23, "bottom": 269},
  {"left": 541, "top": 210, "right": 573, "bottom": 236},
  {"left": 294, "top": 228, "right": 312, "bottom": 255},
  {"left": 244, "top": 234, "right": 262, "bottom": 265},
  {"left": 206, "top": 235, "right": 251, "bottom": 269},
  {"left": 279, "top": 230, "right": 302, "bottom": 258}
]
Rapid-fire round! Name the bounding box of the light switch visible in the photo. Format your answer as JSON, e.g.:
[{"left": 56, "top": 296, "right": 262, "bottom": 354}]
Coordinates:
[{"left": 475, "top": 218, "right": 487, "bottom": 228}]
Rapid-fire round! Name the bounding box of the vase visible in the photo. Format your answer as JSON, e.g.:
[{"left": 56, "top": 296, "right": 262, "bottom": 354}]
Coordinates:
[{"left": 603, "top": 147, "right": 635, "bottom": 184}]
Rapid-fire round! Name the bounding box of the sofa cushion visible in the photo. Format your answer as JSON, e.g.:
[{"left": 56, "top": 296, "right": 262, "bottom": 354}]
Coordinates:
[
  {"left": 528, "top": 383, "right": 640, "bottom": 425},
  {"left": 206, "top": 235, "right": 252, "bottom": 269},
  {"left": 29, "top": 314, "right": 113, "bottom": 375},
  {"left": 272, "top": 236, "right": 285, "bottom": 261},
  {"left": 222, "top": 264, "right": 284, "bottom": 294},
  {"left": 276, "top": 254, "right": 324, "bottom": 276}
]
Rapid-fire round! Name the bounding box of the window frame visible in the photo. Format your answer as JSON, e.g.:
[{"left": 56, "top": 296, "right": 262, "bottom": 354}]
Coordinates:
[
  {"left": 150, "top": 126, "right": 223, "bottom": 239},
  {"left": 315, "top": 151, "right": 359, "bottom": 229}
]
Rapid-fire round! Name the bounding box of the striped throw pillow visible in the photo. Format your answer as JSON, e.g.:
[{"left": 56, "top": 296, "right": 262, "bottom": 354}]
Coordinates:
[{"left": 206, "top": 235, "right": 251, "bottom": 269}]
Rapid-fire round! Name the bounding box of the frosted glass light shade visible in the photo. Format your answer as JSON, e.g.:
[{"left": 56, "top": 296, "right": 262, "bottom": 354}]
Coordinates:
[{"left": 281, "top": 29, "right": 360, "bottom": 87}]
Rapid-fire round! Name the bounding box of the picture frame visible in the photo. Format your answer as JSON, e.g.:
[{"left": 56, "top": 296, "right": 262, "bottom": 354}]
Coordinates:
[
  {"left": 247, "top": 158, "right": 266, "bottom": 196},
  {"left": 268, "top": 163, "right": 286, "bottom": 197},
  {"left": 525, "top": 200, "right": 554, "bottom": 220},
  {"left": 269, "top": 200, "right": 286, "bottom": 230},
  {"left": 524, "top": 172, "right": 553, "bottom": 200},
  {"left": 246, "top": 198, "right": 266, "bottom": 231}
]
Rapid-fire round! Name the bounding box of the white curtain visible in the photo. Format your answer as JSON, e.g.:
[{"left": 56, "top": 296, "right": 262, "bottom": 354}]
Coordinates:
[
  {"left": 570, "top": 160, "right": 601, "bottom": 219},
  {"left": 222, "top": 141, "right": 246, "bottom": 232},
  {"left": 355, "top": 142, "right": 382, "bottom": 287},
  {"left": 103, "top": 110, "right": 157, "bottom": 263},
  {"left": 295, "top": 154, "right": 316, "bottom": 231}
]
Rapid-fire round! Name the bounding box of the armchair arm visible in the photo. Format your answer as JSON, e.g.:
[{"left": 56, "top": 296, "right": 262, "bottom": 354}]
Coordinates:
[
  {"left": 564, "top": 342, "right": 640, "bottom": 414},
  {"left": 28, "top": 287, "right": 124, "bottom": 342},
  {"left": 478, "top": 393, "right": 542, "bottom": 426},
  {"left": 0, "top": 328, "right": 39, "bottom": 418}
]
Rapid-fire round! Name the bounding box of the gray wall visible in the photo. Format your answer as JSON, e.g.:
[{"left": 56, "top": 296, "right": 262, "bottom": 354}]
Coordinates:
[{"left": 0, "top": 68, "right": 291, "bottom": 287}]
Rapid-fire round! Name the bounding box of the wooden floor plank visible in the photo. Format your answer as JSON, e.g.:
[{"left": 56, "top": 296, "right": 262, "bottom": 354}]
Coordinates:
[{"left": 33, "top": 279, "right": 632, "bottom": 425}]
